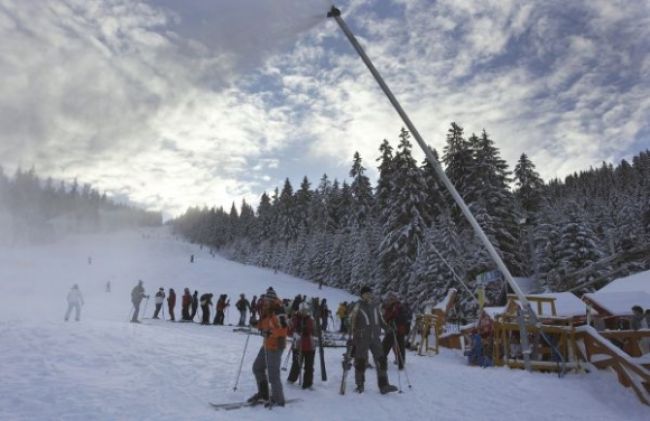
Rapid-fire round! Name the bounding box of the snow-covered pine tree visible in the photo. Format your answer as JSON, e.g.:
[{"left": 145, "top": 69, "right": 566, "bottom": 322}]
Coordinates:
[
  {"left": 442, "top": 122, "right": 473, "bottom": 219},
  {"left": 277, "top": 178, "right": 298, "bottom": 244},
  {"left": 350, "top": 151, "right": 375, "bottom": 228},
  {"left": 295, "top": 176, "right": 312, "bottom": 235},
  {"left": 467, "top": 130, "right": 525, "bottom": 275},
  {"left": 514, "top": 153, "right": 544, "bottom": 216},
  {"left": 548, "top": 204, "right": 606, "bottom": 291},
  {"left": 378, "top": 128, "right": 429, "bottom": 297}
]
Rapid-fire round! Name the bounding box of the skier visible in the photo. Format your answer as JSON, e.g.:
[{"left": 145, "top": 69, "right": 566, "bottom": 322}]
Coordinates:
[
  {"left": 287, "top": 302, "right": 316, "bottom": 389},
  {"left": 64, "top": 284, "right": 84, "bottom": 321},
  {"left": 381, "top": 292, "right": 408, "bottom": 370},
  {"left": 214, "top": 294, "right": 230, "bottom": 325},
  {"left": 167, "top": 288, "right": 176, "bottom": 321},
  {"left": 236, "top": 293, "right": 251, "bottom": 327},
  {"left": 130, "top": 280, "right": 149, "bottom": 323},
  {"left": 320, "top": 298, "right": 329, "bottom": 332},
  {"left": 105, "top": 280, "right": 111, "bottom": 293},
  {"left": 190, "top": 290, "right": 199, "bottom": 321},
  {"left": 249, "top": 295, "right": 258, "bottom": 325},
  {"left": 152, "top": 288, "right": 165, "bottom": 319},
  {"left": 181, "top": 288, "right": 192, "bottom": 321},
  {"left": 290, "top": 294, "right": 303, "bottom": 316},
  {"left": 349, "top": 285, "right": 398, "bottom": 394},
  {"left": 337, "top": 301, "right": 348, "bottom": 333},
  {"left": 248, "top": 287, "right": 289, "bottom": 407},
  {"left": 200, "top": 293, "right": 214, "bottom": 325}
]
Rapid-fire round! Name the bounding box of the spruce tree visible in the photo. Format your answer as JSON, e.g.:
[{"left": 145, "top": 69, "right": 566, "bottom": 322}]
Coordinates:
[{"left": 378, "top": 128, "right": 428, "bottom": 296}]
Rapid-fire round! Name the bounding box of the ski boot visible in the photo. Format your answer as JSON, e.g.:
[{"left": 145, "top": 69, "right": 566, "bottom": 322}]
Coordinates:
[
  {"left": 378, "top": 375, "right": 398, "bottom": 394},
  {"left": 247, "top": 382, "right": 269, "bottom": 405},
  {"left": 379, "top": 384, "right": 398, "bottom": 394},
  {"left": 354, "top": 384, "right": 364, "bottom": 393}
]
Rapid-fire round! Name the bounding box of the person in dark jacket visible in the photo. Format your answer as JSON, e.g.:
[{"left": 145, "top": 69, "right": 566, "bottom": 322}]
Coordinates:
[
  {"left": 249, "top": 295, "right": 258, "bottom": 325},
  {"left": 214, "top": 294, "right": 229, "bottom": 325},
  {"left": 320, "top": 298, "right": 329, "bottom": 332},
  {"left": 349, "top": 285, "right": 397, "bottom": 394},
  {"left": 181, "top": 288, "right": 192, "bottom": 321},
  {"left": 287, "top": 302, "right": 316, "bottom": 389},
  {"left": 236, "top": 293, "right": 251, "bottom": 326},
  {"left": 130, "top": 280, "right": 149, "bottom": 323},
  {"left": 167, "top": 288, "right": 176, "bottom": 321},
  {"left": 381, "top": 292, "right": 407, "bottom": 370},
  {"left": 200, "top": 293, "right": 214, "bottom": 325},
  {"left": 190, "top": 290, "right": 199, "bottom": 321}
]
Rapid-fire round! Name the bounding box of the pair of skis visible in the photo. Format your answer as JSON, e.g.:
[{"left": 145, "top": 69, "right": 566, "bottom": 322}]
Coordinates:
[
  {"left": 312, "top": 298, "right": 328, "bottom": 382},
  {"left": 210, "top": 398, "right": 302, "bottom": 411}
]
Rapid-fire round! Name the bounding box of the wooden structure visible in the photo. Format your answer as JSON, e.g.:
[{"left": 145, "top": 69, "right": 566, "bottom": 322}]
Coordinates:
[
  {"left": 575, "top": 326, "right": 650, "bottom": 405},
  {"left": 410, "top": 289, "right": 457, "bottom": 355},
  {"left": 489, "top": 294, "right": 583, "bottom": 372}
]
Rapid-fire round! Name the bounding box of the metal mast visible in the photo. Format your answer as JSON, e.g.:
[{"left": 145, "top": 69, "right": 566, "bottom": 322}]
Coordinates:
[{"left": 327, "top": 6, "right": 536, "bottom": 370}]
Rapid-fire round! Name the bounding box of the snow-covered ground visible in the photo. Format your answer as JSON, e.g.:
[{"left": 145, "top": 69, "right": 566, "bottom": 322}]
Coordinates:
[{"left": 0, "top": 227, "right": 647, "bottom": 420}]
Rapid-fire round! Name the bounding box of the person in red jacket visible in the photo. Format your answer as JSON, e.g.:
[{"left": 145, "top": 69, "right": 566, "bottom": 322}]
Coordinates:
[
  {"left": 167, "top": 288, "right": 176, "bottom": 321},
  {"left": 381, "top": 292, "right": 408, "bottom": 370},
  {"left": 181, "top": 288, "right": 192, "bottom": 321},
  {"left": 287, "top": 302, "right": 316, "bottom": 389}
]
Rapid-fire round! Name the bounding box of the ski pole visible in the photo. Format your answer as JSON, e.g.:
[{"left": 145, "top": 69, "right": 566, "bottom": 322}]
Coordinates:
[
  {"left": 282, "top": 337, "right": 294, "bottom": 371},
  {"left": 127, "top": 306, "right": 134, "bottom": 322},
  {"left": 391, "top": 328, "right": 403, "bottom": 393},
  {"left": 162, "top": 302, "right": 166, "bottom": 321},
  {"left": 233, "top": 329, "right": 252, "bottom": 391},
  {"left": 392, "top": 323, "right": 412, "bottom": 390}
]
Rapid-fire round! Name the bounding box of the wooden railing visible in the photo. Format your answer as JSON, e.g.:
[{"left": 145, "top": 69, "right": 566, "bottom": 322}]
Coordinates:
[{"left": 575, "top": 326, "right": 650, "bottom": 405}]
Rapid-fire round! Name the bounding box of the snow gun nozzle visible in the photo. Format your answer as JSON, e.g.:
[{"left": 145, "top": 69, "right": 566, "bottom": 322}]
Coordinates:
[{"left": 327, "top": 6, "right": 341, "bottom": 18}]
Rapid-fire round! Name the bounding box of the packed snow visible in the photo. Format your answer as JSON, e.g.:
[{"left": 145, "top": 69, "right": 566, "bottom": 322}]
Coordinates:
[{"left": 0, "top": 227, "right": 648, "bottom": 420}]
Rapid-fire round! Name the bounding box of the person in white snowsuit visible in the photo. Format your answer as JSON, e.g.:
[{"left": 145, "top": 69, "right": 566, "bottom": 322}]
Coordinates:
[
  {"left": 65, "top": 284, "right": 84, "bottom": 321},
  {"left": 153, "top": 288, "right": 166, "bottom": 319}
]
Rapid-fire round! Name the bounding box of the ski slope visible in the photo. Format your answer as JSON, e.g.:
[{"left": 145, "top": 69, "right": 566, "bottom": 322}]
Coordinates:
[{"left": 0, "top": 227, "right": 647, "bottom": 421}]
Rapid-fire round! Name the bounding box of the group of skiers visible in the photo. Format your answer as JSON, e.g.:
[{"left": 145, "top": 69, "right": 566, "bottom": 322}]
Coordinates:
[
  {"left": 244, "top": 285, "right": 413, "bottom": 407},
  {"left": 68, "top": 279, "right": 411, "bottom": 406},
  {"left": 129, "top": 281, "right": 258, "bottom": 326}
]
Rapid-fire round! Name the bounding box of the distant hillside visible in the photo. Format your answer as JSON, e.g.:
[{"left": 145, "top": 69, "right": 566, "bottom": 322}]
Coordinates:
[{"left": 0, "top": 166, "right": 161, "bottom": 245}]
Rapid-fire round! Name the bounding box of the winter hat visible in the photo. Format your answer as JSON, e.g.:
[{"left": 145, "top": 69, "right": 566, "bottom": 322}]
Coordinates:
[
  {"left": 159, "top": 287, "right": 164, "bottom": 291},
  {"left": 359, "top": 285, "right": 372, "bottom": 296},
  {"left": 265, "top": 287, "right": 278, "bottom": 301}
]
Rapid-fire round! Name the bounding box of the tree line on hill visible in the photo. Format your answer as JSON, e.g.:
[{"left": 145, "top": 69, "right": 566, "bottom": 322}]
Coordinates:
[
  {"left": 0, "top": 166, "right": 162, "bottom": 244},
  {"left": 172, "top": 123, "right": 650, "bottom": 317}
]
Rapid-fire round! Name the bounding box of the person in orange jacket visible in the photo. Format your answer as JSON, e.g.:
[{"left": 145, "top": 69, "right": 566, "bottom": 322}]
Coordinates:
[{"left": 248, "top": 287, "right": 288, "bottom": 407}]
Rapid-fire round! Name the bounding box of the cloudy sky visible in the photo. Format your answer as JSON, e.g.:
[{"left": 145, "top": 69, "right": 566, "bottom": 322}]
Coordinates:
[{"left": 0, "top": 0, "right": 648, "bottom": 217}]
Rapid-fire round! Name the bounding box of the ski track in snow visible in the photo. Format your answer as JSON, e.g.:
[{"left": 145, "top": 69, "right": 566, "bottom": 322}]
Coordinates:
[{"left": 0, "top": 227, "right": 648, "bottom": 420}]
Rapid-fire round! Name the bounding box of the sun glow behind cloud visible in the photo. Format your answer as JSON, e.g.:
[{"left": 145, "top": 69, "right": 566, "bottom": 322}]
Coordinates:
[{"left": 0, "top": 0, "right": 647, "bottom": 216}]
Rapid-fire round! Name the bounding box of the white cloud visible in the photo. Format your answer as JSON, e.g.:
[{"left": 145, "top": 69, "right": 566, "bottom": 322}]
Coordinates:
[{"left": 0, "top": 0, "right": 647, "bottom": 216}]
